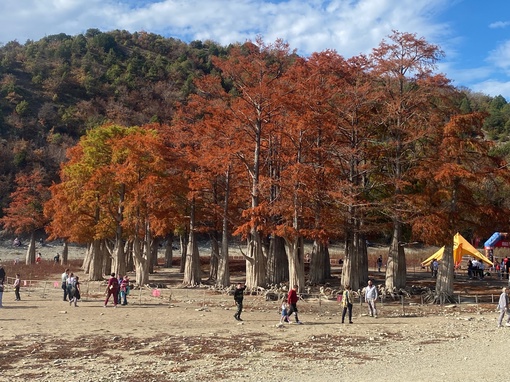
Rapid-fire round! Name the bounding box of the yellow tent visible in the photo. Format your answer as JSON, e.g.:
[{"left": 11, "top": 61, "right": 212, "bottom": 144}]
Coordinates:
[{"left": 421, "top": 232, "right": 494, "bottom": 267}]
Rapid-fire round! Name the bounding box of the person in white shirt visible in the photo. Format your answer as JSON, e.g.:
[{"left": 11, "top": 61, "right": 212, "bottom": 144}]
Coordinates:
[
  {"left": 471, "top": 259, "right": 480, "bottom": 279},
  {"left": 365, "top": 280, "right": 378, "bottom": 318},
  {"left": 61, "top": 269, "right": 69, "bottom": 301},
  {"left": 498, "top": 287, "right": 510, "bottom": 328}
]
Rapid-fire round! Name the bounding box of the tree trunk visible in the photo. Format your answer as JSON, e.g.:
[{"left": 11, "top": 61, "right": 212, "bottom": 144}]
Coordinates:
[
  {"left": 103, "top": 240, "right": 112, "bottom": 276},
  {"left": 209, "top": 232, "right": 219, "bottom": 282},
  {"left": 385, "top": 220, "right": 406, "bottom": 290},
  {"left": 132, "top": 237, "right": 149, "bottom": 286},
  {"left": 152, "top": 238, "right": 160, "bottom": 269},
  {"left": 112, "top": 235, "right": 125, "bottom": 279},
  {"left": 179, "top": 233, "right": 188, "bottom": 273},
  {"left": 216, "top": 167, "right": 231, "bottom": 288},
  {"left": 25, "top": 231, "right": 36, "bottom": 265},
  {"left": 164, "top": 233, "right": 174, "bottom": 268},
  {"left": 82, "top": 243, "right": 92, "bottom": 273},
  {"left": 112, "top": 183, "right": 126, "bottom": 277},
  {"left": 216, "top": 225, "right": 230, "bottom": 287},
  {"left": 88, "top": 239, "right": 105, "bottom": 281},
  {"left": 183, "top": 200, "right": 201, "bottom": 286},
  {"left": 125, "top": 240, "right": 134, "bottom": 272},
  {"left": 285, "top": 236, "right": 305, "bottom": 291},
  {"left": 309, "top": 240, "right": 331, "bottom": 284},
  {"left": 435, "top": 239, "right": 455, "bottom": 299},
  {"left": 342, "top": 231, "right": 367, "bottom": 291},
  {"left": 245, "top": 229, "right": 266, "bottom": 289},
  {"left": 61, "top": 241, "right": 69, "bottom": 266},
  {"left": 149, "top": 237, "right": 160, "bottom": 274},
  {"left": 266, "top": 235, "right": 288, "bottom": 285}
]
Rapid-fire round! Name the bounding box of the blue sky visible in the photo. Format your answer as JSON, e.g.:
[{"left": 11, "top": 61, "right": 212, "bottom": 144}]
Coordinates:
[{"left": 1, "top": 0, "right": 509, "bottom": 99}]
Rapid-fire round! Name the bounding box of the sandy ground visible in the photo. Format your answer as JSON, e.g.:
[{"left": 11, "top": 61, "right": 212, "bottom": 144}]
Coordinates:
[{"left": 0, "top": 241, "right": 508, "bottom": 382}]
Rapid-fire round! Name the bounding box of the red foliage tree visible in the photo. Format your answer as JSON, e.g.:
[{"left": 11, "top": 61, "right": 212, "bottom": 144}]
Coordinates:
[{"left": 1, "top": 168, "right": 50, "bottom": 264}]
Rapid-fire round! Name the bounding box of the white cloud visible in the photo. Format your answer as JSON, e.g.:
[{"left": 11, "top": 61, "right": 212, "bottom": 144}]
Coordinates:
[
  {"left": 470, "top": 79, "right": 510, "bottom": 98},
  {"left": 6, "top": 0, "right": 509, "bottom": 98},
  {"left": 489, "top": 21, "right": 510, "bottom": 29},
  {"left": 0, "top": 0, "right": 452, "bottom": 57},
  {"left": 487, "top": 40, "right": 510, "bottom": 71}
]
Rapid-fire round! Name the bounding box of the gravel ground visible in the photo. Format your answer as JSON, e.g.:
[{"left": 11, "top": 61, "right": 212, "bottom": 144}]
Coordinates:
[{"left": 0, "top": 282, "right": 505, "bottom": 382}]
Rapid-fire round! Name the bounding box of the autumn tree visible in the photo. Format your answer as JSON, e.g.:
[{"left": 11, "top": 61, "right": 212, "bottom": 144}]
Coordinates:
[
  {"left": 45, "top": 123, "right": 184, "bottom": 283},
  {"left": 316, "top": 52, "right": 378, "bottom": 290},
  {"left": 369, "top": 31, "right": 452, "bottom": 290},
  {"left": 183, "top": 38, "right": 295, "bottom": 289},
  {"left": 412, "top": 112, "right": 510, "bottom": 300},
  {"left": 172, "top": 75, "right": 245, "bottom": 287},
  {"left": 1, "top": 168, "right": 50, "bottom": 264}
]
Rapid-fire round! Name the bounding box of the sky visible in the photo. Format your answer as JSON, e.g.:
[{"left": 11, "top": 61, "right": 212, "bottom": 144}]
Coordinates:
[{"left": 1, "top": 0, "right": 510, "bottom": 99}]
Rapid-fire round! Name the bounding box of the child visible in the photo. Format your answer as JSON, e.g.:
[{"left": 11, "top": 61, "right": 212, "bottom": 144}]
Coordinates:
[
  {"left": 70, "top": 276, "right": 80, "bottom": 307},
  {"left": 280, "top": 301, "right": 289, "bottom": 324},
  {"left": 120, "top": 275, "right": 130, "bottom": 305},
  {"left": 13, "top": 274, "right": 21, "bottom": 301}
]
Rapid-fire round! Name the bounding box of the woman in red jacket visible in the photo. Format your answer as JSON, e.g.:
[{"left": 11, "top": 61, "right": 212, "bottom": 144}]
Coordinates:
[
  {"left": 104, "top": 273, "right": 119, "bottom": 307},
  {"left": 287, "top": 285, "right": 302, "bottom": 324}
]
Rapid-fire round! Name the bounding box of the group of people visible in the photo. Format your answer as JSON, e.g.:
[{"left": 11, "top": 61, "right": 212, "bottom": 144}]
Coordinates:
[
  {"left": 234, "top": 279, "right": 379, "bottom": 325},
  {"left": 0, "top": 266, "right": 20, "bottom": 305},
  {"left": 61, "top": 268, "right": 81, "bottom": 307},
  {"left": 340, "top": 279, "right": 378, "bottom": 324},
  {"left": 495, "top": 257, "right": 510, "bottom": 280},
  {"left": 467, "top": 258, "right": 486, "bottom": 280},
  {"left": 61, "top": 270, "right": 130, "bottom": 307}
]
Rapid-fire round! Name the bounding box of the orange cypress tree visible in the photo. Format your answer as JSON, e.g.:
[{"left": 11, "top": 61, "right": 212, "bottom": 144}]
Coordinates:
[
  {"left": 411, "top": 112, "right": 510, "bottom": 299},
  {"left": 369, "top": 31, "right": 454, "bottom": 290},
  {"left": 1, "top": 168, "right": 50, "bottom": 264},
  {"left": 45, "top": 123, "right": 185, "bottom": 282},
  {"left": 176, "top": 38, "right": 295, "bottom": 289}
]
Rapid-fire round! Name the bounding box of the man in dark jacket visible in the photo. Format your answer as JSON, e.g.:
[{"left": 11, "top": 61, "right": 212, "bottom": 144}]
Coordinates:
[{"left": 233, "top": 282, "right": 247, "bottom": 321}]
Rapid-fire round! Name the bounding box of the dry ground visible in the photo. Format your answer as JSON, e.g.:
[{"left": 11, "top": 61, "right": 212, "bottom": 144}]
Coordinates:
[{"left": 0, "top": 241, "right": 508, "bottom": 382}]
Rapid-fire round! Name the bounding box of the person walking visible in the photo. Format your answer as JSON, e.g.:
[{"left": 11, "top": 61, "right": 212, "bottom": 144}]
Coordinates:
[
  {"left": 280, "top": 301, "right": 289, "bottom": 324},
  {"left": 104, "top": 273, "right": 119, "bottom": 307},
  {"left": 0, "top": 264, "right": 5, "bottom": 308},
  {"left": 61, "top": 268, "right": 69, "bottom": 301},
  {"left": 13, "top": 273, "right": 21, "bottom": 301},
  {"left": 66, "top": 272, "right": 76, "bottom": 306},
  {"left": 119, "top": 275, "right": 130, "bottom": 306},
  {"left": 233, "top": 282, "right": 246, "bottom": 321},
  {"left": 365, "top": 280, "right": 378, "bottom": 318},
  {"left": 70, "top": 276, "right": 81, "bottom": 307},
  {"left": 376, "top": 256, "right": 383, "bottom": 272},
  {"left": 341, "top": 285, "right": 353, "bottom": 324},
  {"left": 287, "top": 285, "right": 302, "bottom": 324},
  {"left": 497, "top": 287, "right": 510, "bottom": 328},
  {"left": 431, "top": 259, "right": 439, "bottom": 278}
]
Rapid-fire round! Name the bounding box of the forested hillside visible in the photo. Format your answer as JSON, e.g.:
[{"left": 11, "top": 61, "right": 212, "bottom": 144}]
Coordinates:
[{"left": 0, "top": 29, "right": 226, "bottom": 207}]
